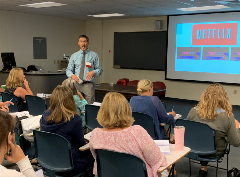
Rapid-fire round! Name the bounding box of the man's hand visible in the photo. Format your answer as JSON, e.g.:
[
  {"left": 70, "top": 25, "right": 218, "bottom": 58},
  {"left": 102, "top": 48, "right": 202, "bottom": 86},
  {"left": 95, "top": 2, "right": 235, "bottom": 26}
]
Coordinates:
[
  {"left": 169, "top": 111, "right": 176, "bottom": 117},
  {"left": 71, "top": 75, "right": 79, "bottom": 83},
  {"left": 85, "top": 71, "right": 94, "bottom": 81}
]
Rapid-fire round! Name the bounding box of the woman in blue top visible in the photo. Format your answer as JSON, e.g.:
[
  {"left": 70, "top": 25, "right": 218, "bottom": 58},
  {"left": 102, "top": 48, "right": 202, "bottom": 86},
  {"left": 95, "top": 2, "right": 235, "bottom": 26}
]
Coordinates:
[
  {"left": 40, "top": 85, "right": 93, "bottom": 176},
  {"left": 129, "top": 79, "right": 176, "bottom": 140},
  {"left": 62, "top": 78, "right": 88, "bottom": 127}
]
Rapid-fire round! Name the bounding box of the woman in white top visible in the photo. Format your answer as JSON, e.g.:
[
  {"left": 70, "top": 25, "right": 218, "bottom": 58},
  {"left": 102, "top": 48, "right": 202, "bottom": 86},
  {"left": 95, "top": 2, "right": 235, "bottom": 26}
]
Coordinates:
[{"left": 0, "top": 110, "right": 36, "bottom": 177}]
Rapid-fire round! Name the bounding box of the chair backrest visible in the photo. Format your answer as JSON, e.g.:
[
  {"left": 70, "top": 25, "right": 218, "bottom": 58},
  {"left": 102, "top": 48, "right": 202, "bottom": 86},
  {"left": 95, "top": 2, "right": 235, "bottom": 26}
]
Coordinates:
[
  {"left": 176, "top": 119, "right": 216, "bottom": 156},
  {"left": 127, "top": 80, "right": 139, "bottom": 87},
  {"left": 96, "top": 149, "right": 148, "bottom": 177},
  {"left": 152, "top": 81, "right": 166, "bottom": 99},
  {"left": 132, "top": 112, "right": 156, "bottom": 139},
  {"left": 85, "top": 105, "right": 102, "bottom": 130},
  {"left": 33, "top": 130, "right": 73, "bottom": 174},
  {"left": 2, "top": 92, "right": 19, "bottom": 112},
  {"left": 121, "top": 78, "right": 129, "bottom": 85},
  {"left": 116, "top": 79, "right": 127, "bottom": 86},
  {"left": 26, "top": 95, "right": 47, "bottom": 116}
]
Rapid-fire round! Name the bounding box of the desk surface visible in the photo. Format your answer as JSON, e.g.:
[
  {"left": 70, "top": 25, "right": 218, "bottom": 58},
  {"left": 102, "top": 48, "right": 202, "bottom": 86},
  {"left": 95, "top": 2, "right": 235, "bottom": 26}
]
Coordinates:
[
  {"left": 95, "top": 83, "right": 165, "bottom": 96},
  {"left": 84, "top": 132, "right": 190, "bottom": 173},
  {"left": 157, "top": 144, "right": 191, "bottom": 172}
]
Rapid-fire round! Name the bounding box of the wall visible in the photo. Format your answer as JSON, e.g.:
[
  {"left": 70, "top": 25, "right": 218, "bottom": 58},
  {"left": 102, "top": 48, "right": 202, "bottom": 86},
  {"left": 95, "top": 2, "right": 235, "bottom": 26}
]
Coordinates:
[
  {"left": 86, "top": 20, "right": 103, "bottom": 84},
  {"left": 86, "top": 16, "right": 240, "bottom": 105},
  {"left": 0, "top": 10, "right": 86, "bottom": 71}
]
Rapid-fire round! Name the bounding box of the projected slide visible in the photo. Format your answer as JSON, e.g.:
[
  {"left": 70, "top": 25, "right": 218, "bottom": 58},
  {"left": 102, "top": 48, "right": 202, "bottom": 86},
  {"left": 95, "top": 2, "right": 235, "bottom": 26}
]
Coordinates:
[
  {"left": 177, "top": 47, "right": 201, "bottom": 60},
  {"left": 231, "top": 47, "right": 240, "bottom": 61},
  {"left": 202, "top": 47, "right": 229, "bottom": 60},
  {"left": 175, "top": 21, "right": 240, "bottom": 74}
]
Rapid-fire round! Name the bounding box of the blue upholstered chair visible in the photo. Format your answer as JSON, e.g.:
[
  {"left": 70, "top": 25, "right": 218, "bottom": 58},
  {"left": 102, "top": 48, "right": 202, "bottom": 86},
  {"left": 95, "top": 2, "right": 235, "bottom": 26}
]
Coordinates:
[
  {"left": 176, "top": 119, "right": 230, "bottom": 177},
  {"left": 96, "top": 149, "right": 148, "bottom": 177},
  {"left": 26, "top": 95, "right": 47, "bottom": 116}
]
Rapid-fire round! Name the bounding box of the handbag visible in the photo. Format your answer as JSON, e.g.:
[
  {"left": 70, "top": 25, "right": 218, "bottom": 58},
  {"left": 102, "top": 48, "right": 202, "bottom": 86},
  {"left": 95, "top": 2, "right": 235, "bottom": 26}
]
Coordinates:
[{"left": 228, "top": 168, "right": 240, "bottom": 177}]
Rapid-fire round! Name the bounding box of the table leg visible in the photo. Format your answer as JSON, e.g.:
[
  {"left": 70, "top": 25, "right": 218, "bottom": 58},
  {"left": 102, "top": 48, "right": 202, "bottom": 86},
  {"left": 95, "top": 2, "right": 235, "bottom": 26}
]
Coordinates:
[{"left": 168, "top": 163, "right": 175, "bottom": 177}]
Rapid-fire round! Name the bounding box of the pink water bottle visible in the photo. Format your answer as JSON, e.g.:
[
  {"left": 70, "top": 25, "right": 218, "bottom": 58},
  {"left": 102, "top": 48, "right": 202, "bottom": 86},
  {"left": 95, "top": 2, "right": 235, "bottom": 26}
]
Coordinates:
[{"left": 174, "top": 126, "right": 185, "bottom": 151}]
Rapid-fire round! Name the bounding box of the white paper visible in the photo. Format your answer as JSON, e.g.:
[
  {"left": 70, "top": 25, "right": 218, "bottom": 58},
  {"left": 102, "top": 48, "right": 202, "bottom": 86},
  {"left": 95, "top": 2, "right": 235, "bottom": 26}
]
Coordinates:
[
  {"left": 36, "top": 93, "right": 44, "bottom": 98},
  {"left": 154, "top": 140, "right": 169, "bottom": 146},
  {"left": 167, "top": 113, "right": 182, "bottom": 120},
  {"left": 21, "top": 115, "right": 42, "bottom": 131},
  {"left": 35, "top": 169, "right": 44, "bottom": 177},
  {"left": 9, "top": 111, "right": 30, "bottom": 117},
  {"left": 154, "top": 140, "right": 171, "bottom": 155},
  {"left": 91, "top": 102, "right": 101, "bottom": 106},
  {"left": 77, "top": 76, "right": 83, "bottom": 84}
]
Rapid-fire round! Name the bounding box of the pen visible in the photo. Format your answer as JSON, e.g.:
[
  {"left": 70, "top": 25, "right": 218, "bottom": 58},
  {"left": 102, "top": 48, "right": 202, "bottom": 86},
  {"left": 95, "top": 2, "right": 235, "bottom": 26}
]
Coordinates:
[
  {"left": 7, "top": 134, "right": 23, "bottom": 155},
  {"left": 172, "top": 106, "right": 174, "bottom": 111},
  {"left": 6, "top": 98, "right": 13, "bottom": 106}
]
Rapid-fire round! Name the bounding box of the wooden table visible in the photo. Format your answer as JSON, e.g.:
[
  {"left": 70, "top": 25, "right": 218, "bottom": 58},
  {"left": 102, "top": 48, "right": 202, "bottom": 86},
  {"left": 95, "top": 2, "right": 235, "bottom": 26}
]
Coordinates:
[
  {"left": 95, "top": 83, "right": 166, "bottom": 98},
  {"left": 158, "top": 144, "right": 191, "bottom": 176}
]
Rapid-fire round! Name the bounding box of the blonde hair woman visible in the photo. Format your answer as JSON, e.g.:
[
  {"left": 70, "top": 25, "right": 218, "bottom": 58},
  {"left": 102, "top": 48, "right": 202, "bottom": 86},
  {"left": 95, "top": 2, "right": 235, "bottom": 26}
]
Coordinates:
[
  {"left": 89, "top": 92, "right": 167, "bottom": 177},
  {"left": 5, "top": 68, "right": 33, "bottom": 111},
  {"left": 62, "top": 78, "right": 88, "bottom": 127},
  {"left": 129, "top": 79, "right": 176, "bottom": 140},
  {"left": 187, "top": 83, "right": 240, "bottom": 177},
  {"left": 40, "top": 85, "right": 93, "bottom": 176}
]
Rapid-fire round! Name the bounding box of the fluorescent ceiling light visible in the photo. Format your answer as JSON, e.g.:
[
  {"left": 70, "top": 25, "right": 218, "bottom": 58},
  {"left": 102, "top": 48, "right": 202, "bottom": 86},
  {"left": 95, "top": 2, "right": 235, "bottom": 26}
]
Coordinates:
[
  {"left": 88, "top": 13, "right": 125, "bottom": 17},
  {"left": 178, "top": 5, "right": 229, "bottom": 11},
  {"left": 19, "top": 2, "right": 67, "bottom": 8}
]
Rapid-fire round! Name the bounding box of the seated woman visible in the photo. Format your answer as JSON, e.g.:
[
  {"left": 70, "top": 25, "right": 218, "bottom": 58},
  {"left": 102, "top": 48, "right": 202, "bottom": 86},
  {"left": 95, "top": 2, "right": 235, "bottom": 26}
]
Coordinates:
[
  {"left": 62, "top": 78, "right": 88, "bottom": 127},
  {"left": 40, "top": 85, "right": 93, "bottom": 176},
  {"left": 0, "top": 110, "right": 36, "bottom": 177},
  {"left": 129, "top": 79, "right": 176, "bottom": 140},
  {"left": 0, "top": 101, "right": 13, "bottom": 112},
  {"left": 187, "top": 83, "right": 240, "bottom": 177},
  {"left": 89, "top": 92, "right": 167, "bottom": 177},
  {"left": 5, "top": 68, "right": 33, "bottom": 111}
]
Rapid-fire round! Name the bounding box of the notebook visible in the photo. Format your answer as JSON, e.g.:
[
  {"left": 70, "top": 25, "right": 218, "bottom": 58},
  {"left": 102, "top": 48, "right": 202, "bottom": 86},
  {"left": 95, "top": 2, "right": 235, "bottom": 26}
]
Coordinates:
[{"left": 154, "top": 140, "right": 171, "bottom": 155}]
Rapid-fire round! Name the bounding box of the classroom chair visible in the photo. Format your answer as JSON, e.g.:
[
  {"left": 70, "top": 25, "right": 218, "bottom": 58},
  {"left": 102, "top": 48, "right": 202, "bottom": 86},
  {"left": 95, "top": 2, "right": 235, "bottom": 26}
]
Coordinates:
[
  {"left": 96, "top": 149, "right": 148, "bottom": 177},
  {"left": 132, "top": 112, "right": 157, "bottom": 139},
  {"left": 85, "top": 104, "right": 102, "bottom": 131},
  {"left": 26, "top": 95, "right": 47, "bottom": 116},
  {"left": 127, "top": 80, "right": 139, "bottom": 87},
  {"left": 2, "top": 92, "right": 19, "bottom": 112},
  {"left": 152, "top": 81, "right": 166, "bottom": 100},
  {"left": 33, "top": 130, "right": 91, "bottom": 177},
  {"left": 176, "top": 119, "right": 230, "bottom": 177}
]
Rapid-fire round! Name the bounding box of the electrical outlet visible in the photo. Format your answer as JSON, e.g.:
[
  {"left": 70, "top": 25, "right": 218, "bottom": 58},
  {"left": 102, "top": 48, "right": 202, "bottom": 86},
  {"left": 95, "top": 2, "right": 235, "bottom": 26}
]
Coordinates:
[
  {"left": 54, "top": 60, "right": 55, "bottom": 64},
  {"left": 234, "top": 90, "right": 237, "bottom": 94}
]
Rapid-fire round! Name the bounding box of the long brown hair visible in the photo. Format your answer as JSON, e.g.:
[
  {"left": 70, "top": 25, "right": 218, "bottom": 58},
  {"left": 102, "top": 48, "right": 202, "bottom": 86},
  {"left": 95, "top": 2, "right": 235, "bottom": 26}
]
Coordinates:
[
  {"left": 0, "top": 111, "right": 15, "bottom": 148},
  {"left": 47, "top": 85, "right": 78, "bottom": 123},
  {"left": 6, "top": 68, "right": 23, "bottom": 89},
  {"left": 196, "top": 83, "right": 232, "bottom": 120}
]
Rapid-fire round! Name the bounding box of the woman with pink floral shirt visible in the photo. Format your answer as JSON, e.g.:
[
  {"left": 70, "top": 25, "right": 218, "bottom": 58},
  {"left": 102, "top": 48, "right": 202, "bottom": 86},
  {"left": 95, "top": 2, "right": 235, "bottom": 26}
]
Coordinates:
[{"left": 89, "top": 92, "right": 167, "bottom": 177}]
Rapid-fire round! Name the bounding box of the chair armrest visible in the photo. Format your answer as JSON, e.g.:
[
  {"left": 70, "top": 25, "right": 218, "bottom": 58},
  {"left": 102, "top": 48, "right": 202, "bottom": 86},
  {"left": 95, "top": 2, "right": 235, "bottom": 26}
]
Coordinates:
[{"left": 79, "top": 143, "right": 90, "bottom": 151}]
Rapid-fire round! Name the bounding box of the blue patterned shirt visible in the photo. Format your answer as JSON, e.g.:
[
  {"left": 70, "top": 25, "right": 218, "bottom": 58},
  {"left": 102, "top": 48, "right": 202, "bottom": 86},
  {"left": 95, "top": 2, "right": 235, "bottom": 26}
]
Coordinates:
[
  {"left": 66, "top": 49, "right": 103, "bottom": 82},
  {"left": 74, "top": 95, "right": 88, "bottom": 127}
]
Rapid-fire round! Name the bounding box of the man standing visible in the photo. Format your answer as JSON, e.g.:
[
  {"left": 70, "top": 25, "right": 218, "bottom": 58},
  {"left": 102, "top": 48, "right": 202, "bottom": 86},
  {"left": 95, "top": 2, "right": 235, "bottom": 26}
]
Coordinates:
[{"left": 66, "top": 35, "right": 102, "bottom": 104}]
